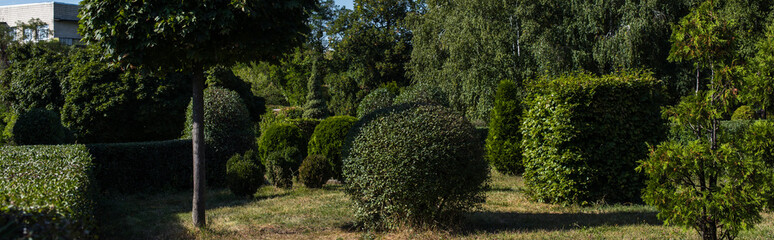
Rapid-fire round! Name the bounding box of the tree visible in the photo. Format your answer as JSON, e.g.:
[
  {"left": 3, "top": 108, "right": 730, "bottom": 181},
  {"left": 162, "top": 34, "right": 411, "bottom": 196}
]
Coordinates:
[
  {"left": 302, "top": 57, "right": 330, "bottom": 119},
  {"left": 79, "top": 0, "right": 315, "bottom": 227}
]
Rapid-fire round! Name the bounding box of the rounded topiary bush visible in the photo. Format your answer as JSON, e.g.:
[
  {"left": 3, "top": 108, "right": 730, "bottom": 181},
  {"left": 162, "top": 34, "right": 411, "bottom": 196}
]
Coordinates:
[
  {"left": 393, "top": 84, "right": 449, "bottom": 107},
  {"left": 308, "top": 115, "right": 358, "bottom": 179},
  {"left": 357, "top": 88, "right": 396, "bottom": 118},
  {"left": 299, "top": 154, "right": 332, "bottom": 188},
  {"left": 287, "top": 118, "right": 322, "bottom": 146},
  {"left": 266, "top": 147, "right": 303, "bottom": 189},
  {"left": 183, "top": 87, "right": 254, "bottom": 186},
  {"left": 11, "top": 108, "right": 71, "bottom": 145},
  {"left": 343, "top": 104, "right": 489, "bottom": 229},
  {"left": 258, "top": 122, "right": 306, "bottom": 165},
  {"left": 732, "top": 105, "right": 755, "bottom": 120},
  {"left": 486, "top": 79, "right": 524, "bottom": 175},
  {"left": 226, "top": 150, "right": 265, "bottom": 197}
]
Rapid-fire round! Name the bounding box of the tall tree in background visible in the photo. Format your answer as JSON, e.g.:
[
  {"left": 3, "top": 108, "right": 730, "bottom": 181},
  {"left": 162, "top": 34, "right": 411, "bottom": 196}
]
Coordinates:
[{"left": 79, "top": 0, "right": 315, "bottom": 227}]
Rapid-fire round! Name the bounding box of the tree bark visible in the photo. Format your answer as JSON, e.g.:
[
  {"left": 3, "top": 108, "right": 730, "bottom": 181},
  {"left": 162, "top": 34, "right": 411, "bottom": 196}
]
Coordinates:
[{"left": 192, "top": 69, "right": 207, "bottom": 227}]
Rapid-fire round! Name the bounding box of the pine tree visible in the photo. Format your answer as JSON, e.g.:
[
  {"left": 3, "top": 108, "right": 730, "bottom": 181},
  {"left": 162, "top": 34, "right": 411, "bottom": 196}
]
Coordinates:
[{"left": 303, "top": 58, "right": 330, "bottom": 119}]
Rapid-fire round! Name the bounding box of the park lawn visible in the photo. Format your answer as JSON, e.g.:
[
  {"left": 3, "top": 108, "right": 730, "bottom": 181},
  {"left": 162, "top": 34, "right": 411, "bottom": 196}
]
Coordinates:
[{"left": 97, "top": 171, "right": 774, "bottom": 239}]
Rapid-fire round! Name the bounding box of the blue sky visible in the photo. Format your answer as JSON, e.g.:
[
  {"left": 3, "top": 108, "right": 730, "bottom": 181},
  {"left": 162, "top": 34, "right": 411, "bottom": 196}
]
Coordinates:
[{"left": 0, "top": 0, "right": 354, "bottom": 9}]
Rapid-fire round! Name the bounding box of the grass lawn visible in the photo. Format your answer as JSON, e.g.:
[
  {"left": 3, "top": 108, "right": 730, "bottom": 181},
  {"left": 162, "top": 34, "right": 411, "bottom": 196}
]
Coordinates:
[{"left": 97, "top": 171, "right": 774, "bottom": 239}]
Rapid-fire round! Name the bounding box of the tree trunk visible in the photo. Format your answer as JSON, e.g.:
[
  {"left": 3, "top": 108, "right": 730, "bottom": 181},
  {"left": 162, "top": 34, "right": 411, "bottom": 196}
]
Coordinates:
[{"left": 192, "top": 70, "right": 207, "bottom": 227}]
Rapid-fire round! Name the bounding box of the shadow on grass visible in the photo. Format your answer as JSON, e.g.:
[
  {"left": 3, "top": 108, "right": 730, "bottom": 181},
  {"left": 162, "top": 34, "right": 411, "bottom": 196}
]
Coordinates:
[{"left": 461, "top": 210, "right": 662, "bottom": 234}]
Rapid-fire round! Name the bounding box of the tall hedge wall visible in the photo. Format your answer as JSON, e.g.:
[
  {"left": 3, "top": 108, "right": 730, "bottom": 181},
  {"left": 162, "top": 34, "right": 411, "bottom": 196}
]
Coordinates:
[
  {"left": 0, "top": 145, "right": 96, "bottom": 239},
  {"left": 521, "top": 71, "right": 667, "bottom": 205},
  {"left": 86, "top": 140, "right": 193, "bottom": 193}
]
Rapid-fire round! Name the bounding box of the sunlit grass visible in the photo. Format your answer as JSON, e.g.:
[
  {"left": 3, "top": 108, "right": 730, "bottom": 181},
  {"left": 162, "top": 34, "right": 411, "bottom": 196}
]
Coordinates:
[{"left": 97, "top": 171, "right": 774, "bottom": 239}]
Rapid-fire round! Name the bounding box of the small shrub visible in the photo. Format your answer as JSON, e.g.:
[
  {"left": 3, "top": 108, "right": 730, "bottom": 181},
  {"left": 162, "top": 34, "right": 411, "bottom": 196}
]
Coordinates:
[
  {"left": 343, "top": 104, "right": 489, "bottom": 230},
  {"left": 308, "top": 115, "right": 358, "bottom": 179},
  {"left": 522, "top": 71, "right": 666, "bottom": 205},
  {"left": 87, "top": 140, "right": 192, "bottom": 193},
  {"left": 11, "top": 108, "right": 71, "bottom": 145},
  {"left": 226, "top": 150, "right": 265, "bottom": 197},
  {"left": 184, "top": 87, "right": 254, "bottom": 186},
  {"left": 266, "top": 147, "right": 303, "bottom": 189},
  {"left": 485, "top": 79, "right": 523, "bottom": 175},
  {"left": 357, "top": 88, "right": 396, "bottom": 118},
  {"left": 732, "top": 105, "right": 755, "bottom": 120},
  {"left": 393, "top": 84, "right": 449, "bottom": 106},
  {"left": 258, "top": 122, "right": 305, "bottom": 165},
  {"left": 0, "top": 145, "right": 95, "bottom": 239},
  {"left": 299, "top": 154, "right": 332, "bottom": 188}
]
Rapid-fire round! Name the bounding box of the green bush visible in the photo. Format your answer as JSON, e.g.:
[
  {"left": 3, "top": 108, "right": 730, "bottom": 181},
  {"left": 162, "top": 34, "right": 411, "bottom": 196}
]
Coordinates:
[
  {"left": 308, "top": 115, "right": 358, "bottom": 179},
  {"left": 86, "top": 140, "right": 193, "bottom": 193},
  {"left": 11, "top": 108, "right": 71, "bottom": 145},
  {"left": 287, "top": 118, "right": 322, "bottom": 146},
  {"left": 266, "top": 147, "right": 303, "bottom": 189},
  {"left": 206, "top": 65, "right": 266, "bottom": 122},
  {"left": 342, "top": 104, "right": 489, "bottom": 229},
  {"left": 61, "top": 58, "right": 190, "bottom": 143},
  {"left": 741, "top": 121, "right": 774, "bottom": 207},
  {"left": 299, "top": 154, "right": 332, "bottom": 188},
  {"left": 357, "top": 88, "right": 396, "bottom": 118},
  {"left": 732, "top": 105, "right": 756, "bottom": 120},
  {"left": 485, "top": 79, "right": 523, "bottom": 175},
  {"left": 521, "top": 71, "right": 666, "bottom": 205},
  {"left": 258, "top": 122, "right": 305, "bottom": 165},
  {"left": 226, "top": 150, "right": 265, "bottom": 197},
  {"left": 184, "top": 87, "right": 254, "bottom": 186},
  {"left": 393, "top": 84, "right": 449, "bottom": 107},
  {"left": 0, "top": 145, "right": 95, "bottom": 239},
  {"left": 0, "top": 42, "right": 71, "bottom": 113}
]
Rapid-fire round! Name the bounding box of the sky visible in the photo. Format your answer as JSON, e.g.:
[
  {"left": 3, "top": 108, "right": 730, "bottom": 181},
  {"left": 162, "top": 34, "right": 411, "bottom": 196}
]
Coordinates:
[{"left": 0, "top": 0, "right": 354, "bottom": 9}]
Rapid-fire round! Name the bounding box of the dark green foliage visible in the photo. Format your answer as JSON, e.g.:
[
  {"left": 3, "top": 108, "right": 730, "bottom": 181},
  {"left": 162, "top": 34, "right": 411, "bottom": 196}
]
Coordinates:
[
  {"left": 741, "top": 121, "right": 774, "bottom": 207},
  {"left": 357, "top": 88, "right": 396, "bottom": 118},
  {"left": 287, "top": 118, "right": 322, "bottom": 147},
  {"left": 207, "top": 65, "right": 266, "bottom": 122},
  {"left": 266, "top": 147, "right": 303, "bottom": 189},
  {"left": 11, "top": 108, "right": 71, "bottom": 145},
  {"left": 521, "top": 71, "right": 667, "bottom": 205},
  {"left": 326, "top": 72, "right": 361, "bottom": 116},
  {"left": 183, "top": 87, "right": 254, "bottom": 185},
  {"left": 61, "top": 53, "right": 191, "bottom": 143},
  {"left": 0, "top": 42, "right": 71, "bottom": 113},
  {"left": 342, "top": 104, "right": 489, "bottom": 229},
  {"left": 258, "top": 122, "right": 306, "bottom": 165},
  {"left": 308, "top": 115, "right": 357, "bottom": 179},
  {"left": 299, "top": 154, "right": 332, "bottom": 188},
  {"left": 86, "top": 140, "right": 193, "bottom": 193},
  {"left": 485, "top": 80, "right": 523, "bottom": 175},
  {"left": 302, "top": 60, "right": 330, "bottom": 119},
  {"left": 226, "top": 150, "right": 265, "bottom": 197},
  {"left": 638, "top": 140, "right": 769, "bottom": 239},
  {"left": 732, "top": 105, "right": 756, "bottom": 120},
  {"left": 393, "top": 84, "right": 449, "bottom": 107},
  {"left": 0, "top": 145, "right": 95, "bottom": 239}
]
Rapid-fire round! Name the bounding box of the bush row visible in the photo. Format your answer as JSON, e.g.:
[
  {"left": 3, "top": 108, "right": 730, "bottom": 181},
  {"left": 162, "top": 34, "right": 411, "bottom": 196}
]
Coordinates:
[
  {"left": 521, "top": 71, "right": 667, "bottom": 205},
  {"left": 0, "top": 145, "right": 96, "bottom": 239}
]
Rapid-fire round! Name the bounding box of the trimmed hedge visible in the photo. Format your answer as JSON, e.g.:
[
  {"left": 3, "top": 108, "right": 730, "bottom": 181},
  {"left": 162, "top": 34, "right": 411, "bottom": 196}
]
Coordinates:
[
  {"left": 226, "top": 150, "right": 265, "bottom": 197},
  {"left": 184, "top": 87, "right": 255, "bottom": 186},
  {"left": 0, "top": 145, "right": 96, "bottom": 239},
  {"left": 393, "top": 84, "right": 449, "bottom": 107},
  {"left": 11, "top": 108, "right": 72, "bottom": 145},
  {"left": 357, "top": 88, "right": 396, "bottom": 118},
  {"left": 521, "top": 71, "right": 666, "bottom": 205},
  {"left": 342, "top": 103, "right": 489, "bottom": 229},
  {"left": 299, "top": 154, "right": 332, "bottom": 188},
  {"left": 258, "top": 122, "right": 306, "bottom": 165},
  {"left": 87, "top": 140, "right": 192, "bottom": 193},
  {"left": 308, "top": 115, "right": 358, "bottom": 179},
  {"left": 485, "top": 79, "right": 523, "bottom": 175}
]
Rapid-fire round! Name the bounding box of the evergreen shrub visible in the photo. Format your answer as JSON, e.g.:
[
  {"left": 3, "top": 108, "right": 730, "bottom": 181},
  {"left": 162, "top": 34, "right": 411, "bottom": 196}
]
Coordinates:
[
  {"left": 308, "top": 115, "right": 358, "bottom": 179},
  {"left": 393, "top": 84, "right": 449, "bottom": 106},
  {"left": 258, "top": 122, "right": 305, "bottom": 165},
  {"left": 299, "top": 154, "right": 332, "bottom": 188},
  {"left": 342, "top": 104, "right": 489, "bottom": 229},
  {"left": 226, "top": 150, "right": 265, "bottom": 197},
  {"left": 266, "top": 147, "right": 303, "bottom": 189},
  {"left": 357, "top": 88, "right": 396, "bottom": 118},
  {"left": 287, "top": 118, "right": 322, "bottom": 147},
  {"left": 184, "top": 87, "right": 254, "bottom": 186},
  {"left": 521, "top": 71, "right": 666, "bottom": 205},
  {"left": 11, "top": 108, "right": 71, "bottom": 145},
  {"left": 485, "top": 79, "right": 523, "bottom": 175}
]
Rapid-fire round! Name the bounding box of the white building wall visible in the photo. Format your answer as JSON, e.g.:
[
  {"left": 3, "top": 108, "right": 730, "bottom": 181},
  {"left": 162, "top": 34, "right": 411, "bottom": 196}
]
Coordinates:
[{"left": 0, "top": 2, "right": 81, "bottom": 43}]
